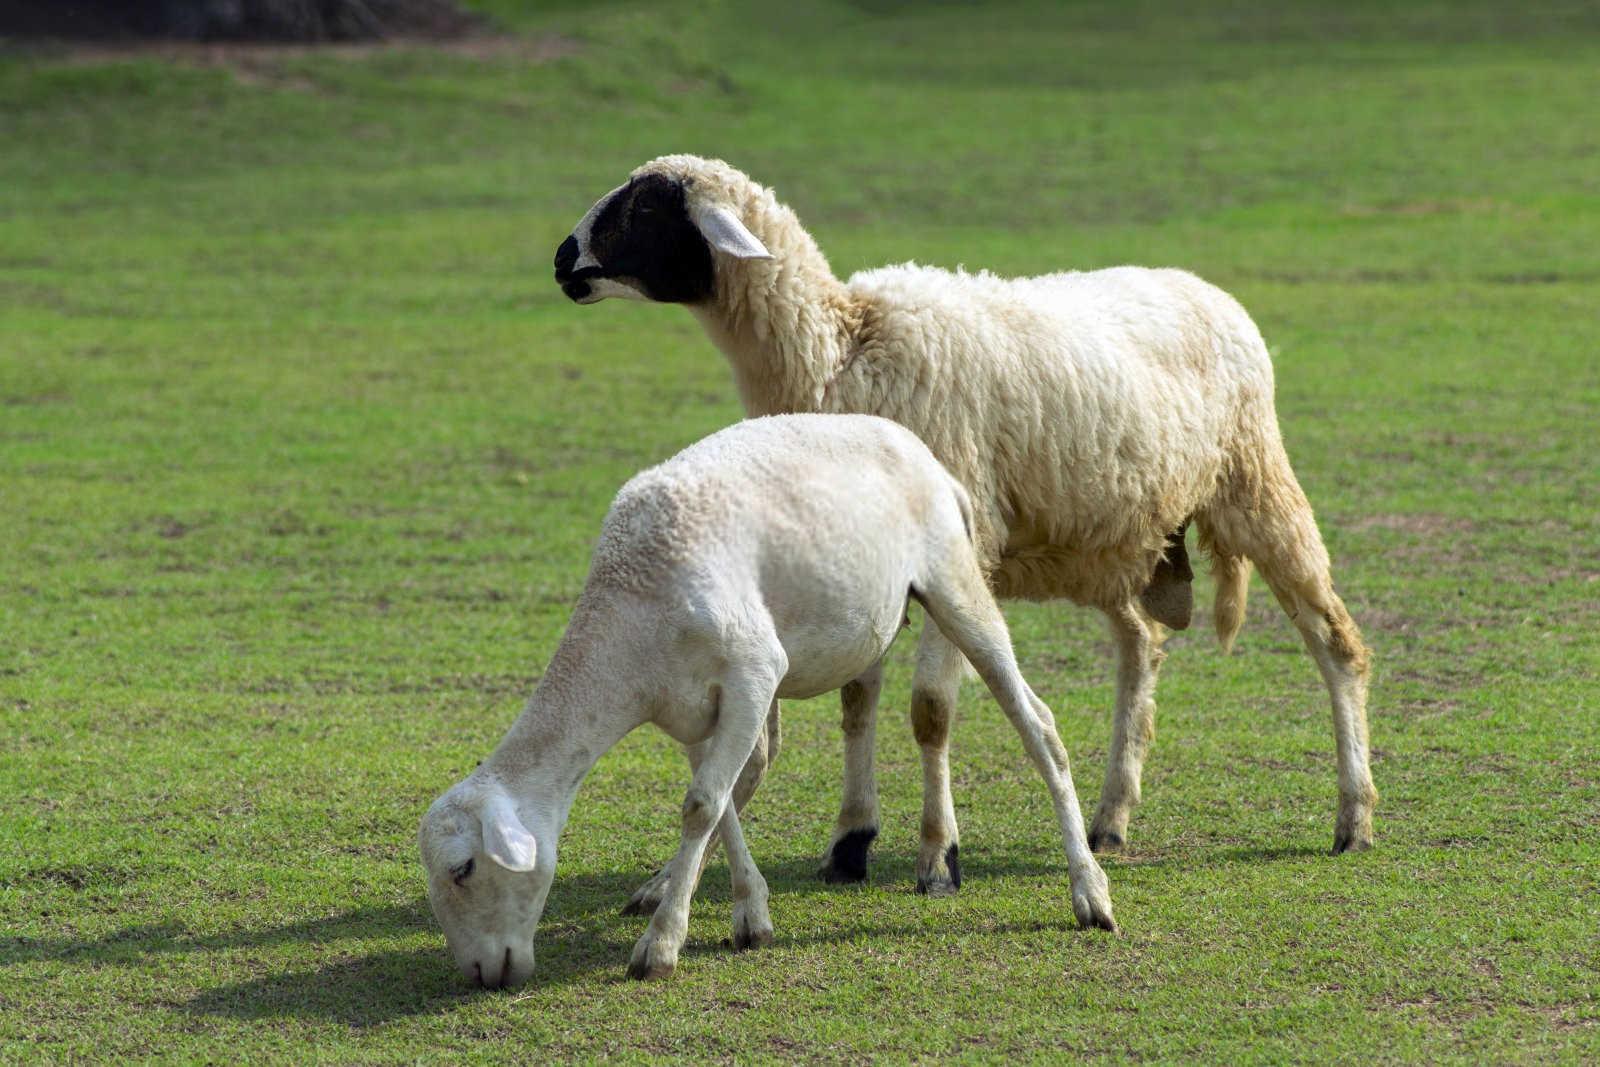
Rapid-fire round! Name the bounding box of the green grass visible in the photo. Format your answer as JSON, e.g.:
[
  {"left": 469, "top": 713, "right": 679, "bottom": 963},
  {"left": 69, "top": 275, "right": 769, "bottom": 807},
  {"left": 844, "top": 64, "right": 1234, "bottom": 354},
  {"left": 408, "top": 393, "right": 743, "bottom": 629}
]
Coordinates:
[{"left": 2, "top": 0, "right": 1598, "bottom": 1060}]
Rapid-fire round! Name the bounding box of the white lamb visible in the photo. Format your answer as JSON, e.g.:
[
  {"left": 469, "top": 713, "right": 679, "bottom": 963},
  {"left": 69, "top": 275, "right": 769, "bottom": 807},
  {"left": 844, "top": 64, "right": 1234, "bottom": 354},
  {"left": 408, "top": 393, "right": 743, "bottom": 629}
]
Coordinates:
[
  {"left": 418, "top": 414, "right": 1114, "bottom": 987},
  {"left": 553, "top": 156, "right": 1376, "bottom": 905}
]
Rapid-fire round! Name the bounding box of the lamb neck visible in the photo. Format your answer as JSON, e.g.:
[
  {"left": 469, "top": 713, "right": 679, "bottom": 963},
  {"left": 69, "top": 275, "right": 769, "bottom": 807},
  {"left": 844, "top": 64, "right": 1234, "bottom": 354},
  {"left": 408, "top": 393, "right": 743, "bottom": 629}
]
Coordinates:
[{"left": 482, "top": 611, "right": 646, "bottom": 822}]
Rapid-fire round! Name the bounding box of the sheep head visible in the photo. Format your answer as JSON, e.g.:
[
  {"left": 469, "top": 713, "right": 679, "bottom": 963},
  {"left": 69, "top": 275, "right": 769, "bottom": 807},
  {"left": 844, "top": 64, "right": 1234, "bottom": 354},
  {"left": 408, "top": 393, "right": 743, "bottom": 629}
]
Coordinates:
[
  {"left": 417, "top": 776, "right": 555, "bottom": 989},
  {"left": 554, "top": 156, "right": 770, "bottom": 305}
]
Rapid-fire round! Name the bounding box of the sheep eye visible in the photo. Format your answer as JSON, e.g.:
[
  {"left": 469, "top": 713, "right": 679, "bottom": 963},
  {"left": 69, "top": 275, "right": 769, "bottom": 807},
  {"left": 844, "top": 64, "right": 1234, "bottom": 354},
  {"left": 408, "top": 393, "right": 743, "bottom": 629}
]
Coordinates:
[{"left": 450, "top": 858, "right": 474, "bottom": 885}]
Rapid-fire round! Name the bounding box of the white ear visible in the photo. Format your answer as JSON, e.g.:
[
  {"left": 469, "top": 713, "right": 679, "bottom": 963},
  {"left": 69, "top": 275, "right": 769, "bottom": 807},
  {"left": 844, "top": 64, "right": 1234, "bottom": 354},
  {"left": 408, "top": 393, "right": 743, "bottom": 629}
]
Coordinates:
[
  {"left": 481, "top": 793, "right": 537, "bottom": 873},
  {"left": 690, "top": 202, "right": 772, "bottom": 260}
]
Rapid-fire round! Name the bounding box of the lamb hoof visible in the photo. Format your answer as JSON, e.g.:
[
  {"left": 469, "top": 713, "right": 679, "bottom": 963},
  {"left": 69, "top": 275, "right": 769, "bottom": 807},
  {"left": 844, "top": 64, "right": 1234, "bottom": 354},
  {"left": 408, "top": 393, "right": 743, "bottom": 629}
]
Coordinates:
[
  {"left": 914, "top": 843, "right": 961, "bottom": 896},
  {"left": 626, "top": 936, "right": 677, "bottom": 980},
  {"left": 731, "top": 905, "right": 774, "bottom": 952},
  {"left": 818, "top": 827, "right": 877, "bottom": 884},
  {"left": 1071, "top": 864, "right": 1118, "bottom": 933},
  {"left": 621, "top": 869, "right": 670, "bottom": 917},
  {"left": 1087, "top": 827, "right": 1125, "bottom": 853}
]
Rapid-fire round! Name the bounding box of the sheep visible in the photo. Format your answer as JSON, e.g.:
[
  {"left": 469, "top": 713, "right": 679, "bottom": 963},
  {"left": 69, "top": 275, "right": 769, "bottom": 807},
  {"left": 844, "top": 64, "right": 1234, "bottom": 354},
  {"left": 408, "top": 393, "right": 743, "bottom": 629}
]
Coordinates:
[
  {"left": 552, "top": 156, "right": 1377, "bottom": 903},
  {"left": 418, "top": 413, "right": 1115, "bottom": 987}
]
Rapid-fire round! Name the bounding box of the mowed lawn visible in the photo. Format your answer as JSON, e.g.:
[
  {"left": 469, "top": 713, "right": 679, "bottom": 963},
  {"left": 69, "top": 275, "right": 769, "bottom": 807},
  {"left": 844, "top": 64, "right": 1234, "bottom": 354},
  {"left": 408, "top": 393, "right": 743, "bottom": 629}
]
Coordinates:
[{"left": 2, "top": 0, "right": 1598, "bottom": 1060}]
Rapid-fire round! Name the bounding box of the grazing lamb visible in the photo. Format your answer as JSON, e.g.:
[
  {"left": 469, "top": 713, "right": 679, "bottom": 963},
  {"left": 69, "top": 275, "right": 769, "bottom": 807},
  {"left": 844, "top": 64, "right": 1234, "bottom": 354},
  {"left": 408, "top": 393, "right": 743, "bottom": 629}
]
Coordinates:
[
  {"left": 419, "top": 414, "right": 1114, "bottom": 987},
  {"left": 552, "top": 156, "right": 1376, "bottom": 903}
]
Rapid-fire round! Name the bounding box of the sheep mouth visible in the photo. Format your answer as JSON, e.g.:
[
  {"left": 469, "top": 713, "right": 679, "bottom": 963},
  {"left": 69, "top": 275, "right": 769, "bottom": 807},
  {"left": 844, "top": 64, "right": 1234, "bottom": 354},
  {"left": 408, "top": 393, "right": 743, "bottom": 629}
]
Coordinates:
[{"left": 560, "top": 278, "right": 594, "bottom": 302}]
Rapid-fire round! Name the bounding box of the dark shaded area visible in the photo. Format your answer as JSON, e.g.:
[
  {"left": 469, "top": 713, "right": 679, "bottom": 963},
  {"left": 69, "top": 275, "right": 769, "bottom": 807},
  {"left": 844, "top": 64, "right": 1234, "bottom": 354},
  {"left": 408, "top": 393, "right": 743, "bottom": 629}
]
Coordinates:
[
  {"left": 0, "top": 1, "right": 480, "bottom": 42},
  {"left": 1139, "top": 520, "right": 1194, "bottom": 630},
  {"left": 0, "top": 843, "right": 1320, "bottom": 1023}
]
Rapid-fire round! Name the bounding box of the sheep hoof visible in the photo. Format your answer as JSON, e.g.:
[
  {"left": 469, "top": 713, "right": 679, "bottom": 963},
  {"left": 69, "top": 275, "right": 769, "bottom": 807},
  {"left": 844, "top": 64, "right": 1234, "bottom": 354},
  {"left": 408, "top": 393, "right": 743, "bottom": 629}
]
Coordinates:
[
  {"left": 626, "top": 935, "right": 678, "bottom": 980},
  {"left": 1071, "top": 865, "right": 1118, "bottom": 933},
  {"left": 1332, "top": 830, "right": 1374, "bottom": 855},
  {"left": 914, "top": 843, "right": 961, "bottom": 896},
  {"left": 621, "top": 868, "right": 671, "bottom": 916},
  {"left": 731, "top": 904, "right": 774, "bottom": 952},
  {"left": 1087, "top": 826, "right": 1125, "bottom": 853},
  {"left": 1333, "top": 796, "right": 1375, "bottom": 854},
  {"left": 818, "top": 826, "right": 877, "bottom": 884}
]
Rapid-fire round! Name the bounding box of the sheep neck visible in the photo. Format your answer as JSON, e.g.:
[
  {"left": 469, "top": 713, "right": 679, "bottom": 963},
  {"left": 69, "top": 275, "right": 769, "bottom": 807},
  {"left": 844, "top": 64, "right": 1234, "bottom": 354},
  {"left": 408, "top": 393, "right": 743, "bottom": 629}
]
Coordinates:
[{"left": 689, "top": 234, "right": 860, "bottom": 417}]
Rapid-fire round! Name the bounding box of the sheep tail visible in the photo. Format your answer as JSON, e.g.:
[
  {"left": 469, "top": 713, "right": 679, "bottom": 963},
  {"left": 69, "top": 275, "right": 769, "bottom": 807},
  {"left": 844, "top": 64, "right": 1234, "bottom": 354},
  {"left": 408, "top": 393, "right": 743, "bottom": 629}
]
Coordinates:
[{"left": 1211, "top": 551, "right": 1251, "bottom": 655}]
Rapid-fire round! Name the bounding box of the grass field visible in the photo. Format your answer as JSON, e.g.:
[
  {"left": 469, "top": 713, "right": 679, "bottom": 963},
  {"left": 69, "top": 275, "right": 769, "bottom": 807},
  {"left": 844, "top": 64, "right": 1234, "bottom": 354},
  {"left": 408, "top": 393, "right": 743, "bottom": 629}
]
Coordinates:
[{"left": 3, "top": 0, "right": 1598, "bottom": 1060}]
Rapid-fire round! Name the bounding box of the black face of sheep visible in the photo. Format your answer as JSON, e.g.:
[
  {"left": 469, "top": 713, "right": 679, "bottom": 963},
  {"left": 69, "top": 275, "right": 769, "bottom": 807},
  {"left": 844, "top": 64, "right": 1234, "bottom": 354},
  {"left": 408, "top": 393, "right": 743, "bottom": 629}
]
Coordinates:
[{"left": 554, "top": 175, "right": 716, "bottom": 305}]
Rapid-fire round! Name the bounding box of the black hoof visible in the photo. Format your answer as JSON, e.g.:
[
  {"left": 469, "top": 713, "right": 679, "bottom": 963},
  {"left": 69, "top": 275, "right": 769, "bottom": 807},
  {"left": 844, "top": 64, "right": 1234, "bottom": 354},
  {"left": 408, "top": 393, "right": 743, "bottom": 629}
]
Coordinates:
[
  {"left": 818, "top": 826, "right": 877, "bottom": 884},
  {"left": 1088, "top": 829, "right": 1125, "bottom": 853}
]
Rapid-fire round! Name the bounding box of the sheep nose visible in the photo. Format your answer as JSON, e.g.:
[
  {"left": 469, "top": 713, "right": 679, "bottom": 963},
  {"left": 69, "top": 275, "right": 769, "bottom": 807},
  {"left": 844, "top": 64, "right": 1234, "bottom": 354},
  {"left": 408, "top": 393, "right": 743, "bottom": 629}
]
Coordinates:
[
  {"left": 475, "top": 946, "right": 529, "bottom": 990},
  {"left": 473, "top": 955, "right": 503, "bottom": 990},
  {"left": 553, "top": 235, "right": 578, "bottom": 281},
  {"left": 503, "top": 947, "right": 535, "bottom": 988}
]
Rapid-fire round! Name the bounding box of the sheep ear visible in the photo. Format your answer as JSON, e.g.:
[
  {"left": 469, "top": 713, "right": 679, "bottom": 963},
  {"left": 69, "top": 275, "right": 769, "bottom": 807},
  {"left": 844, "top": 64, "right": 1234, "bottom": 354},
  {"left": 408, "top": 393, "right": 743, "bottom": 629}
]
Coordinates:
[
  {"left": 690, "top": 202, "right": 772, "bottom": 260},
  {"left": 481, "top": 793, "right": 537, "bottom": 873}
]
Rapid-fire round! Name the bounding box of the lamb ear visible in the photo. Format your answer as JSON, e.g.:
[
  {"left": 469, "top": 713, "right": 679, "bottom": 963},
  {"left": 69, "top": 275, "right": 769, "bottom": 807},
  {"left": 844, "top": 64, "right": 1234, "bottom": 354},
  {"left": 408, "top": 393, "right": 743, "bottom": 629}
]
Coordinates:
[
  {"left": 690, "top": 202, "right": 772, "bottom": 260},
  {"left": 481, "top": 793, "right": 537, "bottom": 873}
]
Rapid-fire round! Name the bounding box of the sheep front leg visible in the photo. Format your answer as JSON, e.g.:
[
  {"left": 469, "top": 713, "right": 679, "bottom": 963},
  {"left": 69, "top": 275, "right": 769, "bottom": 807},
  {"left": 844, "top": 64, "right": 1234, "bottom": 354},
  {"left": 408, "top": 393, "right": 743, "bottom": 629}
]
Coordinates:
[
  {"left": 911, "top": 624, "right": 965, "bottom": 895},
  {"left": 628, "top": 670, "right": 778, "bottom": 980},
  {"left": 622, "top": 699, "right": 778, "bottom": 916},
  {"left": 819, "top": 661, "right": 883, "bottom": 883},
  {"left": 1089, "top": 604, "right": 1167, "bottom": 852}
]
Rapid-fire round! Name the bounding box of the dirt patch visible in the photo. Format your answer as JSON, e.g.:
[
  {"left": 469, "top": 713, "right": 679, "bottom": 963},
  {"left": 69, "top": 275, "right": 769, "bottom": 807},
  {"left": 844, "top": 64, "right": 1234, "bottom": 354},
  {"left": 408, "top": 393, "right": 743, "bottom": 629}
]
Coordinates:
[
  {"left": 1393, "top": 697, "right": 1463, "bottom": 722},
  {"left": 1340, "top": 198, "right": 1518, "bottom": 219},
  {"left": 1355, "top": 606, "right": 1417, "bottom": 634},
  {"left": 1348, "top": 513, "right": 1477, "bottom": 536},
  {"left": 1534, "top": 1004, "right": 1599, "bottom": 1031},
  {"left": 40, "top": 32, "right": 582, "bottom": 90},
  {"left": 58, "top": 33, "right": 580, "bottom": 65},
  {"left": 0, "top": 0, "right": 481, "bottom": 43},
  {"left": 1378, "top": 989, "right": 1498, "bottom": 1025}
]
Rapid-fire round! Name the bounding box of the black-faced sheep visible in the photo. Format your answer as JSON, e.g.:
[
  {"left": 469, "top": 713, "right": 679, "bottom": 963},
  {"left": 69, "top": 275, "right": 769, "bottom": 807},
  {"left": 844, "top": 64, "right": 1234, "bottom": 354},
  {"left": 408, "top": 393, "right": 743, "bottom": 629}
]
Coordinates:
[{"left": 553, "top": 157, "right": 1375, "bottom": 903}]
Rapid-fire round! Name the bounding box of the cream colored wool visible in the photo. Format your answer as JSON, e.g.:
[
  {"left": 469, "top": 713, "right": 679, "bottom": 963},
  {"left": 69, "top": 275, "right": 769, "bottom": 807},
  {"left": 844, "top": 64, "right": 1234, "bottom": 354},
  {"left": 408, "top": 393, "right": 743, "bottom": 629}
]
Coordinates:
[{"left": 567, "top": 156, "right": 1377, "bottom": 887}]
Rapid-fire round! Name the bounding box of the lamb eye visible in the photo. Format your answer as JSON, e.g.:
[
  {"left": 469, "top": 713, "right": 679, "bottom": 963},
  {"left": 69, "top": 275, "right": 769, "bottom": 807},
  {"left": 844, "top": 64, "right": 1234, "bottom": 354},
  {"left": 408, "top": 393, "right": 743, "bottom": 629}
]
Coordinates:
[{"left": 450, "top": 858, "right": 474, "bottom": 885}]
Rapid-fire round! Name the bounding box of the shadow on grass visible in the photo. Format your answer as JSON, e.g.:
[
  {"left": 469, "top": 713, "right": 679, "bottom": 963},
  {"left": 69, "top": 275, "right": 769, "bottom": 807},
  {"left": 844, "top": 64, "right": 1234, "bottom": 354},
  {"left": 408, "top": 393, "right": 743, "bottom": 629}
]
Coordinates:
[{"left": 2, "top": 842, "right": 1322, "bottom": 1024}]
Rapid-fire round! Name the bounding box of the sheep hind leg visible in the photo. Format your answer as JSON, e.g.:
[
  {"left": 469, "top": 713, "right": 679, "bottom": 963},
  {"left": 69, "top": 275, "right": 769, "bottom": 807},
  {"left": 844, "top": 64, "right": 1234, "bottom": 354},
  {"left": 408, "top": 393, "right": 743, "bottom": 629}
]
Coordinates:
[
  {"left": 720, "top": 800, "right": 773, "bottom": 951},
  {"left": 819, "top": 660, "right": 883, "bottom": 884},
  {"left": 1254, "top": 556, "right": 1376, "bottom": 854},
  {"left": 913, "top": 562, "right": 1115, "bottom": 930},
  {"left": 621, "top": 698, "right": 779, "bottom": 916},
  {"left": 910, "top": 623, "right": 965, "bottom": 896},
  {"left": 1088, "top": 603, "right": 1167, "bottom": 852}
]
